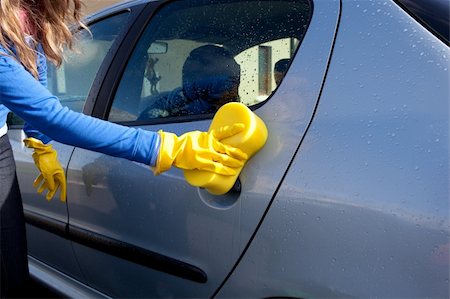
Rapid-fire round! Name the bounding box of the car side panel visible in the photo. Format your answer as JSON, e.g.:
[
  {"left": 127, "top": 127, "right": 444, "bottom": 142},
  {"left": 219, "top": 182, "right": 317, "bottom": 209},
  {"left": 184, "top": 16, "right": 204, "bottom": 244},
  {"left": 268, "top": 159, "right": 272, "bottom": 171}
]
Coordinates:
[
  {"left": 6, "top": 130, "right": 85, "bottom": 282},
  {"left": 64, "top": 0, "right": 340, "bottom": 297},
  {"left": 217, "top": 0, "right": 449, "bottom": 297},
  {"left": 7, "top": 5, "right": 141, "bottom": 288}
]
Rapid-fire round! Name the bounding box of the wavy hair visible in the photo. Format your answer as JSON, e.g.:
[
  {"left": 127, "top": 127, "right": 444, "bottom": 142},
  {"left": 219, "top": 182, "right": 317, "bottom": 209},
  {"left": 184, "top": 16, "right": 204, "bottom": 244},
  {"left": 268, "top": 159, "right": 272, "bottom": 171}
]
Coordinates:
[{"left": 0, "top": 0, "right": 86, "bottom": 78}]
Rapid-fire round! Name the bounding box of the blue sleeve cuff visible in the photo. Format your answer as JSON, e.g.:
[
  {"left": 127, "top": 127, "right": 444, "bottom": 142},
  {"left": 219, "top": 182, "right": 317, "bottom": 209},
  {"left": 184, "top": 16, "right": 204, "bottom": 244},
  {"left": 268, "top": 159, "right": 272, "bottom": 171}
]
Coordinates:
[
  {"left": 23, "top": 122, "right": 52, "bottom": 144},
  {"left": 148, "top": 133, "right": 161, "bottom": 167}
]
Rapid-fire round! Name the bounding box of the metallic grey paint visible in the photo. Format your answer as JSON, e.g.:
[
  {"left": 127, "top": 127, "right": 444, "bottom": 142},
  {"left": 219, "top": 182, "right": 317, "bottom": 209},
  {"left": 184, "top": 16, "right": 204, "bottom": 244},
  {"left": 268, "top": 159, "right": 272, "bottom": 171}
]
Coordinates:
[
  {"left": 218, "top": 0, "right": 449, "bottom": 297},
  {"left": 8, "top": 0, "right": 449, "bottom": 297}
]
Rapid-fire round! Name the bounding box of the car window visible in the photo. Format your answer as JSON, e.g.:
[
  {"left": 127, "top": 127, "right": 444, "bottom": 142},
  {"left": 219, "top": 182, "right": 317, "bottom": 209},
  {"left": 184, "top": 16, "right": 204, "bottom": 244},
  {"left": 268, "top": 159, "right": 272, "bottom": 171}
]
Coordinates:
[
  {"left": 6, "top": 12, "right": 129, "bottom": 126},
  {"left": 108, "top": 0, "right": 312, "bottom": 123},
  {"left": 47, "top": 12, "right": 130, "bottom": 112}
]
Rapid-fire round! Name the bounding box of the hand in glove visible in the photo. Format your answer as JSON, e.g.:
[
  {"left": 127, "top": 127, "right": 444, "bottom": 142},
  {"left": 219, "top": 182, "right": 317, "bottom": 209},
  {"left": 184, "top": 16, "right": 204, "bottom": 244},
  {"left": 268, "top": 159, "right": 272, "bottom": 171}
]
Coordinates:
[
  {"left": 153, "top": 123, "right": 248, "bottom": 175},
  {"left": 23, "top": 138, "right": 67, "bottom": 201}
]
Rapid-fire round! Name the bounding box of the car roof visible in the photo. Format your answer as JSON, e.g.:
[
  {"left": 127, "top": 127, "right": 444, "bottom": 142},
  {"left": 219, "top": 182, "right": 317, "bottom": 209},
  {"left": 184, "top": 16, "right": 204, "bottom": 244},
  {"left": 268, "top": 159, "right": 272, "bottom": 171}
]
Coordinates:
[{"left": 85, "top": 0, "right": 152, "bottom": 21}]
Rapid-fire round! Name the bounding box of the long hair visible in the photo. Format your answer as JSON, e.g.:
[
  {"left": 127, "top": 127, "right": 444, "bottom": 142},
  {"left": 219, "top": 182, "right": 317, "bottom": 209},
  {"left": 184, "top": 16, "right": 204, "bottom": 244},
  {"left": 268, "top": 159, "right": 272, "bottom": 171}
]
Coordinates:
[{"left": 0, "top": 0, "right": 85, "bottom": 78}]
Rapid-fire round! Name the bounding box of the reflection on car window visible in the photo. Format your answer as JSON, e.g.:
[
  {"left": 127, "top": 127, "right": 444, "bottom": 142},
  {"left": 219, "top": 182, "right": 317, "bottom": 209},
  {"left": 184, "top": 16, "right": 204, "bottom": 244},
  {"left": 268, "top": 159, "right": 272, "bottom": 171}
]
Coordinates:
[
  {"left": 7, "top": 12, "right": 130, "bottom": 127},
  {"left": 109, "top": 0, "right": 312, "bottom": 123},
  {"left": 47, "top": 12, "right": 129, "bottom": 112},
  {"left": 138, "top": 45, "right": 241, "bottom": 120}
]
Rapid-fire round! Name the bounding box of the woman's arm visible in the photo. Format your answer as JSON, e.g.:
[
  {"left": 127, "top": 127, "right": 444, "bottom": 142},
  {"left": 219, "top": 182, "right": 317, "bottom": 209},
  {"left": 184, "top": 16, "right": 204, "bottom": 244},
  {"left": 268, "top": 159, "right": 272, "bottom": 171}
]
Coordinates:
[
  {"left": 0, "top": 53, "right": 160, "bottom": 166},
  {"left": 23, "top": 44, "right": 52, "bottom": 143}
]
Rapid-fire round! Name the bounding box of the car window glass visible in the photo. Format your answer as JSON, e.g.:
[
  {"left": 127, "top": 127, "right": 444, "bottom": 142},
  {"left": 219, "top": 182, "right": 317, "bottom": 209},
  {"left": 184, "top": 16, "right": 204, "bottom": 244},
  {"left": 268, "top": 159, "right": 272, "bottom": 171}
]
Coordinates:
[
  {"left": 48, "top": 12, "right": 130, "bottom": 112},
  {"left": 108, "top": 0, "right": 312, "bottom": 123},
  {"left": 7, "top": 12, "right": 129, "bottom": 126}
]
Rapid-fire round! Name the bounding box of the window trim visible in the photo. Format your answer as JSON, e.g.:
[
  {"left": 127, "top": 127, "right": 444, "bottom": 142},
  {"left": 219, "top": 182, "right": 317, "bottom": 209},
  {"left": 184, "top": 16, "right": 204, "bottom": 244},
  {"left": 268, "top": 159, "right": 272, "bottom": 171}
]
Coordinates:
[
  {"left": 91, "top": 2, "right": 161, "bottom": 120},
  {"left": 82, "top": 6, "right": 146, "bottom": 115}
]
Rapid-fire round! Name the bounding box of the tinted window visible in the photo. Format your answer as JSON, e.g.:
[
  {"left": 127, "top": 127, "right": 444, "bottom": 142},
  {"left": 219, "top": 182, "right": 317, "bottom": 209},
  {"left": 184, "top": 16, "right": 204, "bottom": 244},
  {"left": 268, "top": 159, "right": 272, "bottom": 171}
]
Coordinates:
[
  {"left": 7, "top": 12, "right": 130, "bottom": 126},
  {"left": 108, "top": 0, "right": 312, "bottom": 123},
  {"left": 47, "top": 12, "right": 130, "bottom": 112}
]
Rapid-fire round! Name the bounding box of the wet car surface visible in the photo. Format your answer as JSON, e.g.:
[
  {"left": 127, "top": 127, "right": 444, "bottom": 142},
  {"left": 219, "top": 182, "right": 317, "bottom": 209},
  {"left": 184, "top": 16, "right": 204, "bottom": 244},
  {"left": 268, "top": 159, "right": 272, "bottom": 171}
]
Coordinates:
[{"left": 7, "top": 0, "right": 449, "bottom": 298}]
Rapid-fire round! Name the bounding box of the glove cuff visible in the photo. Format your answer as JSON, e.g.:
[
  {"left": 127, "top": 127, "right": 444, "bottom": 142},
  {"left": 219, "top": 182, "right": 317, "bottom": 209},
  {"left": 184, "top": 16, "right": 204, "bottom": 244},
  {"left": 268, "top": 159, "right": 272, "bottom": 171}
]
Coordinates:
[
  {"left": 153, "top": 131, "right": 178, "bottom": 175},
  {"left": 24, "top": 137, "right": 53, "bottom": 153}
]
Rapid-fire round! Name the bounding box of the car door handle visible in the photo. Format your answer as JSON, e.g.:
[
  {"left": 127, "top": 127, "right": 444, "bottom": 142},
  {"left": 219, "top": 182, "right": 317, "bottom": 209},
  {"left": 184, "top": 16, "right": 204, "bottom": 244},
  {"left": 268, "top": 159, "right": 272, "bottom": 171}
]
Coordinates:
[
  {"left": 197, "top": 177, "right": 242, "bottom": 209},
  {"left": 229, "top": 177, "right": 241, "bottom": 194}
]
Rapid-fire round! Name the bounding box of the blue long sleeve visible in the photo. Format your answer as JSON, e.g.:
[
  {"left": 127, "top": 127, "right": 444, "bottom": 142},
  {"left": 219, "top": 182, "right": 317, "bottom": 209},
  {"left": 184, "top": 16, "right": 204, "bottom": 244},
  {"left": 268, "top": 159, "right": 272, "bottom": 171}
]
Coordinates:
[
  {"left": 0, "top": 49, "right": 160, "bottom": 166},
  {"left": 22, "top": 43, "right": 52, "bottom": 143}
]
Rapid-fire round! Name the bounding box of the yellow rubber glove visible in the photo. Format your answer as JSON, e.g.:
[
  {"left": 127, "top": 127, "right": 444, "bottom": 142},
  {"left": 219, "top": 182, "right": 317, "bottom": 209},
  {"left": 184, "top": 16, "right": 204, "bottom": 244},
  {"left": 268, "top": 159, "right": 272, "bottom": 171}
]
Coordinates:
[
  {"left": 184, "top": 102, "right": 268, "bottom": 195},
  {"left": 23, "top": 138, "right": 67, "bottom": 201},
  {"left": 153, "top": 123, "right": 248, "bottom": 175}
]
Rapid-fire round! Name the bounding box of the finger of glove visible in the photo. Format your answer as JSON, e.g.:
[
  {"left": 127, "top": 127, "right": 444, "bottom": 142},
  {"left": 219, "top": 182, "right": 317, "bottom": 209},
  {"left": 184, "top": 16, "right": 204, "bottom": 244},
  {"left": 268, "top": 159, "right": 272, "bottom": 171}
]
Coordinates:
[
  {"left": 33, "top": 174, "right": 44, "bottom": 189},
  {"left": 211, "top": 123, "right": 245, "bottom": 140},
  {"left": 208, "top": 161, "right": 239, "bottom": 176},
  {"left": 34, "top": 176, "right": 54, "bottom": 201},
  {"left": 194, "top": 157, "right": 239, "bottom": 175},
  {"left": 43, "top": 170, "right": 65, "bottom": 201},
  {"left": 209, "top": 150, "right": 245, "bottom": 168},
  {"left": 55, "top": 172, "right": 67, "bottom": 202},
  {"left": 34, "top": 176, "right": 50, "bottom": 196},
  {"left": 46, "top": 183, "right": 58, "bottom": 201},
  {"left": 212, "top": 139, "right": 248, "bottom": 161},
  {"left": 42, "top": 172, "right": 57, "bottom": 191},
  {"left": 200, "top": 153, "right": 243, "bottom": 172},
  {"left": 36, "top": 181, "right": 49, "bottom": 195}
]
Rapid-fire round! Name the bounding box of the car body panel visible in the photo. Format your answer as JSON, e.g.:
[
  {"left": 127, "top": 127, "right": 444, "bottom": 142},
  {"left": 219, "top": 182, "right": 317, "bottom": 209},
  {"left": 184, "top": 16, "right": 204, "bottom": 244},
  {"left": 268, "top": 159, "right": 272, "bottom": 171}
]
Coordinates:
[
  {"left": 28, "top": 256, "right": 110, "bottom": 299},
  {"left": 6, "top": 0, "right": 448, "bottom": 297},
  {"left": 63, "top": 0, "right": 339, "bottom": 297},
  {"left": 217, "top": 0, "right": 449, "bottom": 297},
  {"left": 5, "top": 129, "right": 85, "bottom": 281},
  {"left": 6, "top": 3, "right": 139, "bottom": 288}
]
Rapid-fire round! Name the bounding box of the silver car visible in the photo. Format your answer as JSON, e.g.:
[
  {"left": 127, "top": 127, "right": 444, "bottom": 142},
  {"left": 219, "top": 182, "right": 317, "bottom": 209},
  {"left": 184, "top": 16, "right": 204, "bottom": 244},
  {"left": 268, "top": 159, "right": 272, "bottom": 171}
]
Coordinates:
[{"left": 7, "top": 0, "right": 449, "bottom": 297}]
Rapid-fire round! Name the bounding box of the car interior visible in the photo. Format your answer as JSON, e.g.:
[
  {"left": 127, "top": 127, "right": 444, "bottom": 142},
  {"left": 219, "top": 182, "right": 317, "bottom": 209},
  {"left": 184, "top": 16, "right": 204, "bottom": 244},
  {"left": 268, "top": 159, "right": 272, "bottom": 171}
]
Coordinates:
[{"left": 107, "top": 0, "right": 311, "bottom": 123}]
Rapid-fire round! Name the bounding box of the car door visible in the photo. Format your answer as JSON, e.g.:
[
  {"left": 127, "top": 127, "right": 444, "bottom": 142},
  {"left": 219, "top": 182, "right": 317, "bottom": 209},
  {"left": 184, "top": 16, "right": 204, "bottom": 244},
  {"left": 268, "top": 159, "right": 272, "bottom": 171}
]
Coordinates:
[
  {"left": 6, "top": 10, "right": 132, "bottom": 283},
  {"left": 66, "top": 0, "right": 339, "bottom": 297}
]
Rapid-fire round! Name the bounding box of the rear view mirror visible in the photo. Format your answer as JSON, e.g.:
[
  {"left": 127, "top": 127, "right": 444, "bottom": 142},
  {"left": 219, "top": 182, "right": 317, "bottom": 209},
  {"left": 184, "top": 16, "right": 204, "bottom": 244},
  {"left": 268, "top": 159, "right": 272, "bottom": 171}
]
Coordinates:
[{"left": 148, "top": 41, "right": 168, "bottom": 54}]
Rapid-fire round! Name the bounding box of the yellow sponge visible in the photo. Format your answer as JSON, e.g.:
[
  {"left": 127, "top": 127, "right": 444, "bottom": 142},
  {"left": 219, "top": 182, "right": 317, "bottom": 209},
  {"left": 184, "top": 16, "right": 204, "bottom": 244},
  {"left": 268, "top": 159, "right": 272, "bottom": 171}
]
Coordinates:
[{"left": 184, "top": 102, "right": 268, "bottom": 195}]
